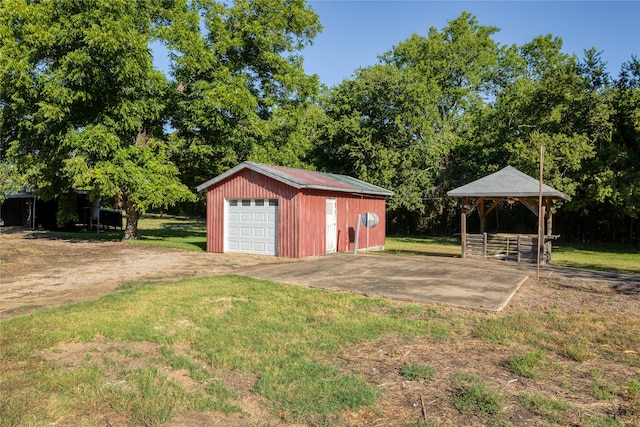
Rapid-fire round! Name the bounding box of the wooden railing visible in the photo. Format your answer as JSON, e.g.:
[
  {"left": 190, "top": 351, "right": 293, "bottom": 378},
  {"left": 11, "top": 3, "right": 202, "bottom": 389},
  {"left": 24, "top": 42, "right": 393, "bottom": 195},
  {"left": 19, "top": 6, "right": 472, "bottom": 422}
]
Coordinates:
[{"left": 465, "top": 233, "right": 558, "bottom": 263}]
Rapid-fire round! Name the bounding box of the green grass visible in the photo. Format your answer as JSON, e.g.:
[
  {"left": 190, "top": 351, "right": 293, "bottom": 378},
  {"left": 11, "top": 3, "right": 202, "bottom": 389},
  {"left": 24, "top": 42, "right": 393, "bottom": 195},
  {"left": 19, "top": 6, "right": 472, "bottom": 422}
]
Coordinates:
[
  {"left": 9, "top": 223, "right": 639, "bottom": 424},
  {"left": 517, "top": 392, "right": 569, "bottom": 424},
  {"left": 552, "top": 243, "right": 640, "bottom": 275},
  {"left": 52, "top": 214, "right": 207, "bottom": 251},
  {"left": 400, "top": 362, "right": 437, "bottom": 382},
  {"left": 504, "top": 349, "right": 546, "bottom": 378},
  {"left": 385, "top": 236, "right": 639, "bottom": 275},
  {"left": 2, "top": 274, "right": 639, "bottom": 425},
  {"left": 451, "top": 373, "right": 503, "bottom": 417},
  {"left": 471, "top": 311, "right": 638, "bottom": 366},
  {"left": 384, "top": 236, "right": 460, "bottom": 257},
  {"left": 133, "top": 215, "right": 206, "bottom": 251},
  {"left": 0, "top": 275, "right": 449, "bottom": 425}
]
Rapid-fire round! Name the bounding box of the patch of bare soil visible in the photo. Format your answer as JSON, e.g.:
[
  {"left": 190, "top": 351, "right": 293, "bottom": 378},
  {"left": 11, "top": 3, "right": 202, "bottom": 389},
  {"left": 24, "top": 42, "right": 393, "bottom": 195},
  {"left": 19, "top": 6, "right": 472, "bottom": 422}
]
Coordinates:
[{"left": 0, "top": 228, "right": 289, "bottom": 318}]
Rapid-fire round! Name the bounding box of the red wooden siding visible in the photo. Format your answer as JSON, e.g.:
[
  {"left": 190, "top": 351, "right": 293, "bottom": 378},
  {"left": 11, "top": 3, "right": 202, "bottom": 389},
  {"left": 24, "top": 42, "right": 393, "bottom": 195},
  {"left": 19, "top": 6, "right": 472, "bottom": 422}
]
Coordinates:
[
  {"left": 296, "top": 191, "right": 386, "bottom": 257},
  {"left": 204, "top": 169, "right": 388, "bottom": 258},
  {"left": 337, "top": 194, "right": 387, "bottom": 253}
]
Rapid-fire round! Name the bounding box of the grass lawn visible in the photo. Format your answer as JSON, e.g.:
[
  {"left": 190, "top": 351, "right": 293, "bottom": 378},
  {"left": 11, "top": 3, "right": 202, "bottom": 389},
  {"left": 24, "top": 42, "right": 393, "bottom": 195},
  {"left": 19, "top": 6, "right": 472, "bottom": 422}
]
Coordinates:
[
  {"left": 1, "top": 275, "right": 638, "bottom": 426},
  {"left": 0, "top": 276, "right": 443, "bottom": 425},
  {"left": 54, "top": 214, "right": 207, "bottom": 252},
  {"left": 552, "top": 244, "right": 640, "bottom": 275},
  {"left": 3, "top": 217, "right": 639, "bottom": 425},
  {"left": 384, "top": 235, "right": 461, "bottom": 257},
  {"left": 385, "top": 235, "right": 640, "bottom": 275}
]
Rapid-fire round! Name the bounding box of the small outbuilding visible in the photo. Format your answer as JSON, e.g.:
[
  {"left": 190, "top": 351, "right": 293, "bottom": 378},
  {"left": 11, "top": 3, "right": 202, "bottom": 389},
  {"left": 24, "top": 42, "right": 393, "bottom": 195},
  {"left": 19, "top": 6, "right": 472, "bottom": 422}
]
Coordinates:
[
  {"left": 447, "top": 166, "right": 568, "bottom": 263},
  {"left": 196, "top": 162, "right": 394, "bottom": 257}
]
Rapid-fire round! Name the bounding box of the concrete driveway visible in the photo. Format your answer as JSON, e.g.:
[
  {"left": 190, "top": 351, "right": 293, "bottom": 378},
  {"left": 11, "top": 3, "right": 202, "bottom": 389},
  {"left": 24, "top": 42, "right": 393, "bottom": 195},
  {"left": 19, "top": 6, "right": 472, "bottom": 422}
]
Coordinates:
[{"left": 240, "top": 253, "right": 529, "bottom": 311}]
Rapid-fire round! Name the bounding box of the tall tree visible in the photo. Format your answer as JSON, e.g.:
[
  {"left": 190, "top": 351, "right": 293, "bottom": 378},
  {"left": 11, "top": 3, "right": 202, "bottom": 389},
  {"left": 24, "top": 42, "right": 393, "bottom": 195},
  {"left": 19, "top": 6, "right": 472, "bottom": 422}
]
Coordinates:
[
  {"left": 315, "top": 65, "right": 442, "bottom": 232},
  {"left": 612, "top": 56, "right": 640, "bottom": 226},
  {"left": 483, "top": 36, "right": 601, "bottom": 199},
  {"left": 316, "top": 12, "right": 500, "bottom": 232},
  {"left": 585, "top": 56, "right": 640, "bottom": 243},
  {"left": 0, "top": 0, "right": 194, "bottom": 239},
  {"left": 164, "top": 0, "right": 322, "bottom": 189}
]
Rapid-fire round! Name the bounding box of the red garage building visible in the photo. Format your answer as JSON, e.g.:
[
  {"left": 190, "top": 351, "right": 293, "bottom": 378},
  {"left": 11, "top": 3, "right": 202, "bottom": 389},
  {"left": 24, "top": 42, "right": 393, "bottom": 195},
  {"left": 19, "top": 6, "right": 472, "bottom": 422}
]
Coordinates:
[{"left": 196, "top": 162, "right": 393, "bottom": 258}]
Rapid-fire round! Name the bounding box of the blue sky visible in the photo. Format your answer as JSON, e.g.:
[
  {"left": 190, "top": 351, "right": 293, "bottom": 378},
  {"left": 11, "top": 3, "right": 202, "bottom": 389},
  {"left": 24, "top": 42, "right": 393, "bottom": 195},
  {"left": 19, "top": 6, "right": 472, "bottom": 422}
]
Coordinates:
[{"left": 303, "top": 1, "right": 640, "bottom": 87}]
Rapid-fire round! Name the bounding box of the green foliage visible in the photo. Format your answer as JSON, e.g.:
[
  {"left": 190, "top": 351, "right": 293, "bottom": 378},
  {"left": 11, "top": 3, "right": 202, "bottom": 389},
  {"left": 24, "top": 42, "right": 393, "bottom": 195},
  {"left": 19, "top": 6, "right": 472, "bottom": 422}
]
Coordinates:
[
  {"left": 315, "top": 13, "right": 500, "bottom": 233},
  {"left": 313, "top": 12, "right": 638, "bottom": 242},
  {"left": 1, "top": 0, "right": 637, "bottom": 243},
  {"left": 0, "top": 0, "right": 194, "bottom": 238},
  {"left": 165, "top": 0, "right": 322, "bottom": 189}
]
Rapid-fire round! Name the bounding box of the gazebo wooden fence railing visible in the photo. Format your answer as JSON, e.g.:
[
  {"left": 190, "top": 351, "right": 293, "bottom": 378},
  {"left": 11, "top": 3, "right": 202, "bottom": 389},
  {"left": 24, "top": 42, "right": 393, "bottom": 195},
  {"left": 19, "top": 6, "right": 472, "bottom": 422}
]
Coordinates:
[{"left": 464, "top": 233, "right": 559, "bottom": 263}]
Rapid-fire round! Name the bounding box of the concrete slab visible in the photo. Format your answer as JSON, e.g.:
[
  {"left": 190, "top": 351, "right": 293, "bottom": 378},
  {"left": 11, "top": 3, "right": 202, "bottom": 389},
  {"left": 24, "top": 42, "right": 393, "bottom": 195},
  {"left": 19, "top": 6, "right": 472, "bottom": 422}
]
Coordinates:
[{"left": 239, "top": 253, "right": 528, "bottom": 311}]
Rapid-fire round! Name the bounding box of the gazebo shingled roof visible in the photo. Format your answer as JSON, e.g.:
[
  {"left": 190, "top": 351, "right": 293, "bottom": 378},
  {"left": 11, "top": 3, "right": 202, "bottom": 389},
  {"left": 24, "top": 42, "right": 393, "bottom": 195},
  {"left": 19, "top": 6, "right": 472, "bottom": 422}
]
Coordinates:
[{"left": 447, "top": 166, "right": 568, "bottom": 200}]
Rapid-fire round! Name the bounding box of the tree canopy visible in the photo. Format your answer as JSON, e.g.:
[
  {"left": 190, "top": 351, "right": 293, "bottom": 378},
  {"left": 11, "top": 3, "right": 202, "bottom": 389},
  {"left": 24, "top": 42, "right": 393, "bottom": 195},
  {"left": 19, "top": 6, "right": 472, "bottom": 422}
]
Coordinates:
[
  {"left": 0, "top": 0, "right": 321, "bottom": 238},
  {"left": 0, "top": 0, "right": 196, "bottom": 238},
  {"left": 313, "top": 14, "right": 638, "bottom": 242},
  {"left": 164, "top": 0, "right": 322, "bottom": 190},
  {"left": 1, "top": 4, "right": 637, "bottom": 244}
]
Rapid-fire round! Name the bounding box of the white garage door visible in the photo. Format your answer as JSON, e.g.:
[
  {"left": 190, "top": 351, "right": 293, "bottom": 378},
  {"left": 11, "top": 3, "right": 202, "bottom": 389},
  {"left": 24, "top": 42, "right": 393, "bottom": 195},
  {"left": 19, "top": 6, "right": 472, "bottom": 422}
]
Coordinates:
[{"left": 225, "top": 199, "right": 278, "bottom": 255}]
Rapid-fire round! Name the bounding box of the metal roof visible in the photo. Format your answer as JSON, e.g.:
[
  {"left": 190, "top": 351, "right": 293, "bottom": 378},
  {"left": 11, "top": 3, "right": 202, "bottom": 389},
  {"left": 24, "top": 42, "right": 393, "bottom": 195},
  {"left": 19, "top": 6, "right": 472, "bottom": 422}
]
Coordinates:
[
  {"left": 446, "top": 166, "right": 568, "bottom": 200},
  {"left": 196, "top": 162, "right": 394, "bottom": 197},
  {"left": 3, "top": 190, "right": 34, "bottom": 199}
]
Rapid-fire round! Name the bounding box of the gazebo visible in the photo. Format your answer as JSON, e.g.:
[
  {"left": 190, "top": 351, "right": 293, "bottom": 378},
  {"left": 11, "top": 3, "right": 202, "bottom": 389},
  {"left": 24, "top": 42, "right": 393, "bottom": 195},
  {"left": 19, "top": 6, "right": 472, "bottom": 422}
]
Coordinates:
[{"left": 447, "top": 166, "right": 568, "bottom": 263}]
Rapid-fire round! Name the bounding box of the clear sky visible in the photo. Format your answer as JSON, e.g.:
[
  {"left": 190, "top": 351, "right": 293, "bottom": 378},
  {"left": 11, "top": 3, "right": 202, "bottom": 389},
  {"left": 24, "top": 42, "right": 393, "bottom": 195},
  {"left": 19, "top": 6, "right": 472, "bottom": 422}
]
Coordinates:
[{"left": 303, "top": 0, "right": 640, "bottom": 87}]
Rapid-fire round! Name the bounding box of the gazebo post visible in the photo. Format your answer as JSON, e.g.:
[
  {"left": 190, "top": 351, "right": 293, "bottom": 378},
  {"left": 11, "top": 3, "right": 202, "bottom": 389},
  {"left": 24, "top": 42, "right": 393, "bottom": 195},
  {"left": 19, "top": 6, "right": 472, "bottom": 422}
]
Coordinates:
[
  {"left": 545, "top": 198, "right": 553, "bottom": 236},
  {"left": 539, "top": 205, "right": 546, "bottom": 264},
  {"left": 478, "top": 198, "right": 486, "bottom": 233},
  {"left": 461, "top": 197, "right": 467, "bottom": 258}
]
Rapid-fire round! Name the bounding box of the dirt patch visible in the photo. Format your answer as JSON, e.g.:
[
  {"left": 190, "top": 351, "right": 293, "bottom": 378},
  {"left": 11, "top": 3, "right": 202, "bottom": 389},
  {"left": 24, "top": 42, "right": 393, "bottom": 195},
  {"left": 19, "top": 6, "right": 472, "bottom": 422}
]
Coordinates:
[
  {"left": 38, "top": 336, "right": 162, "bottom": 371},
  {"left": 0, "top": 228, "right": 289, "bottom": 318}
]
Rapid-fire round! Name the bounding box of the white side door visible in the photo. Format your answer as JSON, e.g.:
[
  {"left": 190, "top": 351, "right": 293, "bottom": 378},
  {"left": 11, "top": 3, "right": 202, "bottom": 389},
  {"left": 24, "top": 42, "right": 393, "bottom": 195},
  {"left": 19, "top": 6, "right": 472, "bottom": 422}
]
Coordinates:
[{"left": 326, "top": 198, "right": 337, "bottom": 253}]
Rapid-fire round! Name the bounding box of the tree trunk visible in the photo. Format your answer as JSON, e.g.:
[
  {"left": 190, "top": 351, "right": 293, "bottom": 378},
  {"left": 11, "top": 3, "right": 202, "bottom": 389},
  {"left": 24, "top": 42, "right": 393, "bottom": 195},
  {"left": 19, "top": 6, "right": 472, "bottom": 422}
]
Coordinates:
[{"left": 123, "top": 201, "right": 140, "bottom": 240}]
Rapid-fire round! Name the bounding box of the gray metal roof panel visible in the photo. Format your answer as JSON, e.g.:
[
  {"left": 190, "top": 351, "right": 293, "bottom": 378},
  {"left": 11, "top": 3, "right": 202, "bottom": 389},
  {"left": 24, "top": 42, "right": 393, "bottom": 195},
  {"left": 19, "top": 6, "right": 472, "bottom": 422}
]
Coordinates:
[
  {"left": 446, "top": 166, "right": 568, "bottom": 200},
  {"left": 196, "top": 162, "right": 394, "bottom": 196}
]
